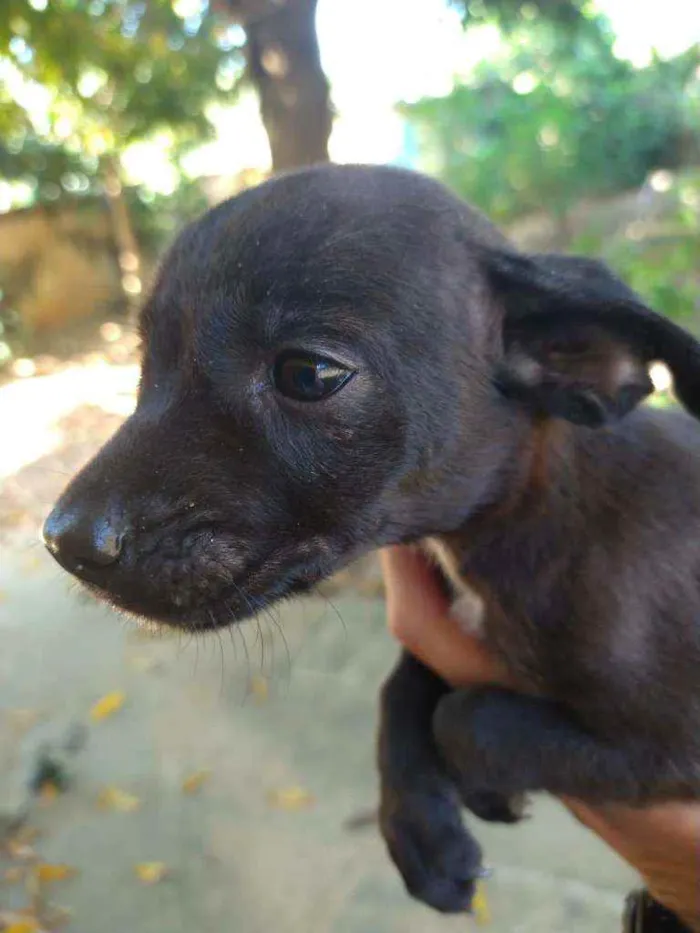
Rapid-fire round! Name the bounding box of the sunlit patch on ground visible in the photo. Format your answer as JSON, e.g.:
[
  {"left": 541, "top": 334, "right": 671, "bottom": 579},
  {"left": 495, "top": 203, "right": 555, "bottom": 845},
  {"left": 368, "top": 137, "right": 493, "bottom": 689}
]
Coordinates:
[
  {"left": 0, "top": 361, "right": 138, "bottom": 482},
  {"left": 0, "top": 336, "right": 140, "bottom": 545}
]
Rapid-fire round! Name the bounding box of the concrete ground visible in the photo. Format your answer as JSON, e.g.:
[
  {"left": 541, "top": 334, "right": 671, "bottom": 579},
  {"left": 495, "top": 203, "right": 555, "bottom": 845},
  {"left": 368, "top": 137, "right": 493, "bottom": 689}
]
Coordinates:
[{"left": 1, "top": 540, "right": 638, "bottom": 933}]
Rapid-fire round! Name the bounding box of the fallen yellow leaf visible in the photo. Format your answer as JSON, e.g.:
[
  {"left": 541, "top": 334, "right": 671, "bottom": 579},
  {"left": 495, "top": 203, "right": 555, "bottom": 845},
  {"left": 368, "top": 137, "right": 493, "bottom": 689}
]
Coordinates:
[
  {"left": 472, "top": 880, "right": 491, "bottom": 926},
  {"left": 250, "top": 675, "right": 268, "bottom": 703},
  {"left": 2, "top": 920, "right": 41, "bottom": 933},
  {"left": 38, "top": 782, "right": 59, "bottom": 805},
  {"left": 90, "top": 691, "right": 126, "bottom": 721},
  {"left": 97, "top": 786, "right": 141, "bottom": 812},
  {"left": 266, "top": 786, "right": 315, "bottom": 811},
  {"left": 181, "top": 770, "right": 210, "bottom": 795},
  {"left": 34, "top": 863, "right": 77, "bottom": 884},
  {"left": 134, "top": 862, "right": 168, "bottom": 884}
]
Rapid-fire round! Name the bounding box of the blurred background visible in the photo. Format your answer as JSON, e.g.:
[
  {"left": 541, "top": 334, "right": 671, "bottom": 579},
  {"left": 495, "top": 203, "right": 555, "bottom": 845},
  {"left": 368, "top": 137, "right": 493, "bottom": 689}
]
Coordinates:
[{"left": 0, "top": 2, "right": 698, "bottom": 931}]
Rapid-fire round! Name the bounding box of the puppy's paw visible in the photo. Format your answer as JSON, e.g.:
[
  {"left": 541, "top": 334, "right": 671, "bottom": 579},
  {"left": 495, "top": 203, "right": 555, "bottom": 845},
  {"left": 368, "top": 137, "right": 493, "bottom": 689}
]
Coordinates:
[
  {"left": 462, "top": 790, "right": 528, "bottom": 824},
  {"left": 380, "top": 788, "right": 484, "bottom": 913}
]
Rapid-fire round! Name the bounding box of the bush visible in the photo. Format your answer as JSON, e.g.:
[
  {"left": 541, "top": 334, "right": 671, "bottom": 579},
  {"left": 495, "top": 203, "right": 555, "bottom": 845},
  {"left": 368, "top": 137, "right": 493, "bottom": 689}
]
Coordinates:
[{"left": 403, "top": 16, "right": 700, "bottom": 225}]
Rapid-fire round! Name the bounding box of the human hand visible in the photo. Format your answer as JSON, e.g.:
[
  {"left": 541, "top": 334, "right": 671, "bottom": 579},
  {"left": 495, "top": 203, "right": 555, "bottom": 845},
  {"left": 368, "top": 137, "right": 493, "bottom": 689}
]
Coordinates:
[{"left": 380, "top": 545, "right": 700, "bottom": 931}]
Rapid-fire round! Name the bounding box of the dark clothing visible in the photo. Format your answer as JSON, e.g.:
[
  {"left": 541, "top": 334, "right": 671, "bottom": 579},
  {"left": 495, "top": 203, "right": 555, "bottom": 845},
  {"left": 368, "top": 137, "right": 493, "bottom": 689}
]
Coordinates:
[{"left": 624, "top": 890, "right": 695, "bottom": 932}]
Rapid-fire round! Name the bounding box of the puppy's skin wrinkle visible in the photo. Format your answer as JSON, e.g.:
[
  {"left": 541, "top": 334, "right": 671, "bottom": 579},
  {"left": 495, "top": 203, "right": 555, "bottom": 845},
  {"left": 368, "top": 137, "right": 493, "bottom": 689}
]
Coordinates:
[{"left": 44, "top": 164, "right": 700, "bottom": 914}]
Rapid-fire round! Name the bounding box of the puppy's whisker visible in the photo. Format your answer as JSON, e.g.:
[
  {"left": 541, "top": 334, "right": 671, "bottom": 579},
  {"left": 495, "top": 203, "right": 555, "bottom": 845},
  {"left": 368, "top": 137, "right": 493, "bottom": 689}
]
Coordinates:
[
  {"left": 255, "top": 617, "right": 266, "bottom": 675},
  {"left": 211, "top": 613, "right": 227, "bottom": 698},
  {"left": 266, "top": 608, "right": 292, "bottom": 689},
  {"left": 175, "top": 620, "right": 192, "bottom": 656},
  {"left": 323, "top": 594, "right": 347, "bottom": 639},
  {"left": 227, "top": 575, "right": 258, "bottom": 622},
  {"left": 259, "top": 601, "right": 284, "bottom": 674},
  {"left": 229, "top": 608, "right": 252, "bottom": 700},
  {"left": 192, "top": 628, "right": 201, "bottom": 678},
  {"left": 233, "top": 624, "right": 251, "bottom": 704},
  {"left": 225, "top": 622, "right": 239, "bottom": 668},
  {"left": 222, "top": 575, "right": 274, "bottom": 679},
  {"left": 260, "top": 612, "right": 275, "bottom": 681},
  {"left": 257, "top": 604, "right": 279, "bottom": 684}
]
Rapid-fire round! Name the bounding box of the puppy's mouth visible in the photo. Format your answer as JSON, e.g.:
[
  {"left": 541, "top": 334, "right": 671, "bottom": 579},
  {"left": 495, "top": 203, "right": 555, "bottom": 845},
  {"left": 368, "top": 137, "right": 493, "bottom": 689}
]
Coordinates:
[
  {"left": 65, "top": 529, "right": 338, "bottom": 632},
  {"left": 81, "top": 572, "right": 318, "bottom": 631}
]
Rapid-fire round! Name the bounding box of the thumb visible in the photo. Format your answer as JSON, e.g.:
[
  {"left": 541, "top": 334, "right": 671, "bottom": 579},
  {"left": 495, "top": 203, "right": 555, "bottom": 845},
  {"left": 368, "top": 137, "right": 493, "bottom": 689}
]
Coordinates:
[{"left": 380, "top": 546, "right": 511, "bottom": 688}]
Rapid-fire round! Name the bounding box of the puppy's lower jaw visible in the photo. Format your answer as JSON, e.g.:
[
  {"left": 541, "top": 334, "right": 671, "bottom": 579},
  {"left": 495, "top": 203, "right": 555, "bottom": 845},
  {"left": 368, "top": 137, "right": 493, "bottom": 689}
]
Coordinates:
[{"left": 75, "top": 566, "right": 308, "bottom": 633}]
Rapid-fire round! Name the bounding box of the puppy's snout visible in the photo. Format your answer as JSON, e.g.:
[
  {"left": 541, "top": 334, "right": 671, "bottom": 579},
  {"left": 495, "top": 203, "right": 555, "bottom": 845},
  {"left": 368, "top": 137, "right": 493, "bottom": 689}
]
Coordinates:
[{"left": 43, "top": 502, "right": 126, "bottom": 576}]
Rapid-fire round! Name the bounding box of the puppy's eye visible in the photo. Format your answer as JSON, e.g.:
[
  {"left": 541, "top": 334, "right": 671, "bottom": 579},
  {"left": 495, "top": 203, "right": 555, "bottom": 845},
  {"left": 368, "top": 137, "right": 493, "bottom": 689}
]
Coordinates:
[{"left": 273, "top": 352, "right": 355, "bottom": 402}]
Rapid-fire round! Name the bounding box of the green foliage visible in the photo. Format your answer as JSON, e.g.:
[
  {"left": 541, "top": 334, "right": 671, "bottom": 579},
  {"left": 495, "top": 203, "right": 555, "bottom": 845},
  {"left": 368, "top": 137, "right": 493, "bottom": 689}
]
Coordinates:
[
  {"left": 1, "top": 0, "right": 235, "bottom": 135},
  {"left": 0, "top": 0, "right": 252, "bottom": 370},
  {"left": 0, "top": 0, "right": 243, "bottom": 209},
  {"left": 403, "top": 13, "right": 700, "bottom": 224},
  {"left": 450, "top": 0, "right": 589, "bottom": 32},
  {"left": 569, "top": 171, "right": 700, "bottom": 322},
  {"left": 405, "top": 11, "right": 699, "bottom": 330}
]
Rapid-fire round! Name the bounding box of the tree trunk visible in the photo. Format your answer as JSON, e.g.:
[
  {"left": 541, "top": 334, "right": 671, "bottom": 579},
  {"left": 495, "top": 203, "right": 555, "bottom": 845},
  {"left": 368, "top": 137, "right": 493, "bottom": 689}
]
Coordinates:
[
  {"left": 102, "top": 156, "right": 143, "bottom": 322},
  {"left": 219, "top": 0, "right": 332, "bottom": 172}
]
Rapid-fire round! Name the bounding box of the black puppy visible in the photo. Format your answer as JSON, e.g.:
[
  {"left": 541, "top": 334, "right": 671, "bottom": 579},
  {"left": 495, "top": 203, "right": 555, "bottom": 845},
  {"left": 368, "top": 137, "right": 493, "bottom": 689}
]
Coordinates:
[{"left": 44, "top": 165, "right": 700, "bottom": 915}]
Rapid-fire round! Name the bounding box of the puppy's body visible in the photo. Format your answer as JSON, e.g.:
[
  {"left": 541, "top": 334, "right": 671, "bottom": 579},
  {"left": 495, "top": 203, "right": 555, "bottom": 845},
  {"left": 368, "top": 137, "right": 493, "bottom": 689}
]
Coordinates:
[
  {"left": 444, "top": 406, "right": 700, "bottom": 750},
  {"left": 42, "top": 164, "right": 700, "bottom": 916}
]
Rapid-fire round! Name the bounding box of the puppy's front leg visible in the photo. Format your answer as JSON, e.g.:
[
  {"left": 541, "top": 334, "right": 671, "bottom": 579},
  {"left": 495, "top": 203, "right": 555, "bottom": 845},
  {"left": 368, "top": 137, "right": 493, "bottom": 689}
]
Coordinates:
[
  {"left": 433, "top": 687, "right": 681, "bottom": 804},
  {"left": 378, "top": 650, "right": 485, "bottom": 913}
]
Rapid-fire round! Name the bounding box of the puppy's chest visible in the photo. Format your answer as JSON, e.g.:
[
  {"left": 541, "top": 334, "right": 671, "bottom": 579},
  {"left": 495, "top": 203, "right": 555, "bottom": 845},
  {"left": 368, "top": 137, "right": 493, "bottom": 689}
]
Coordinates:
[{"left": 422, "top": 538, "right": 486, "bottom": 637}]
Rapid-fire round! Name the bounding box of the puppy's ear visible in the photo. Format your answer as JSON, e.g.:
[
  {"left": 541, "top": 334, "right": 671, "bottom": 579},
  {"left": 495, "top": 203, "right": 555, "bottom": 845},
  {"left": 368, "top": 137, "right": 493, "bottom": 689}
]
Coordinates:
[{"left": 484, "top": 250, "right": 700, "bottom": 427}]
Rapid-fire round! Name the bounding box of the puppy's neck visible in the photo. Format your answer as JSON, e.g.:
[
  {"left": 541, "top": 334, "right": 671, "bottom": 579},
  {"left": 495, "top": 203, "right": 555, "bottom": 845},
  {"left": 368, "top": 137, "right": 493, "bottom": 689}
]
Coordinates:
[
  {"left": 485, "top": 416, "right": 577, "bottom": 519},
  {"left": 427, "top": 415, "right": 578, "bottom": 609}
]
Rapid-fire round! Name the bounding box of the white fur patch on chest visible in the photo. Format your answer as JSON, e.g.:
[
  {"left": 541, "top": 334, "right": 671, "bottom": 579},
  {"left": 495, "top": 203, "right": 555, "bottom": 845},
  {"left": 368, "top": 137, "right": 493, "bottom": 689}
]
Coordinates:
[{"left": 422, "top": 538, "right": 486, "bottom": 637}]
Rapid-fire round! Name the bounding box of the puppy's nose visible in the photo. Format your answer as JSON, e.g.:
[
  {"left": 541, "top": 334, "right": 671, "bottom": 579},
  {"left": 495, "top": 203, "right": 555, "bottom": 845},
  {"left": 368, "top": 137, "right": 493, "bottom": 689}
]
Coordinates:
[{"left": 43, "top": 504, "right": 125, "bottom": 573}]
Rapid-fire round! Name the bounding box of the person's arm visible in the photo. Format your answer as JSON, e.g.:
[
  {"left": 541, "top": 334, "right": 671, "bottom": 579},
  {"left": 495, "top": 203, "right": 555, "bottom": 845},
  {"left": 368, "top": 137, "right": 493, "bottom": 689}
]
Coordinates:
[
  {"left": 380, "top": 546, "right": 700, "bottom": 933},
  {"left": 567, "top": 801, "right": 700, "bottom": 932}
]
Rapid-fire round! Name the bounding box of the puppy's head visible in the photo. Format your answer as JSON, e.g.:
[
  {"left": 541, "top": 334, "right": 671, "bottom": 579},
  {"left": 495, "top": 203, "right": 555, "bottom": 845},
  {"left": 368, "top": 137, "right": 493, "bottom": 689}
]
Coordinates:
[{"left": 42, "top": 164, "right": 700, "bottom": 629}]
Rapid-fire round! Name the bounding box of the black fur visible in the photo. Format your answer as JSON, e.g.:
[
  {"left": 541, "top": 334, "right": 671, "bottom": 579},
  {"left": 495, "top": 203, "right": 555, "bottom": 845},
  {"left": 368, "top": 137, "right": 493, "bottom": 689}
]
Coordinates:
[{"left": 43, "top": 164, "right": 700, "bottom": 914}]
